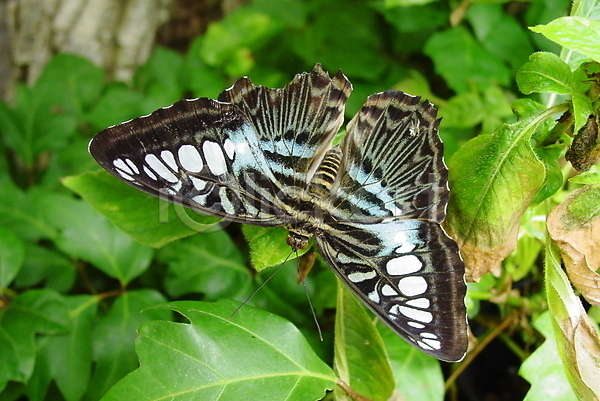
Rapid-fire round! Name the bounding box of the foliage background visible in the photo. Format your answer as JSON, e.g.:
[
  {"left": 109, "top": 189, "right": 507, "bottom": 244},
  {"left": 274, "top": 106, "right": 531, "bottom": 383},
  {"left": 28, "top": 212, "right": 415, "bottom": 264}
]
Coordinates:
[{"left": 1, "top": 0, "right": 599, "bottom": 400}]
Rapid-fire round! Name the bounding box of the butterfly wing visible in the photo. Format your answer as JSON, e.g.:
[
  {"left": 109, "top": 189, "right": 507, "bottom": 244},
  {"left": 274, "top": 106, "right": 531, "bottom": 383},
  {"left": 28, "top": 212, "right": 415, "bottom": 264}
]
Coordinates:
[
  {"left": 218, "top": 63, "right": 352, "bottom": 191},
  {"left": 319, "top": 90, "right": 467, "bottom": 361},
  {"left": 316, "top": 220, "right": 467, "bottom": 362},
  {"left": 89, "top": 64, "right": 352, "bottom": 226},
  {"left": 330, "top": 90, "right": 448, "bottom": 222}
]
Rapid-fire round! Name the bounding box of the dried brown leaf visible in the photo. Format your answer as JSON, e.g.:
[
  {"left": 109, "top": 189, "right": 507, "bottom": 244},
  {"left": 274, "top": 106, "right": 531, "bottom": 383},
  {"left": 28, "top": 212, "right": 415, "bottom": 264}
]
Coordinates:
[{"left": 548, "top": 185, "right": 600, "bottom": 305}]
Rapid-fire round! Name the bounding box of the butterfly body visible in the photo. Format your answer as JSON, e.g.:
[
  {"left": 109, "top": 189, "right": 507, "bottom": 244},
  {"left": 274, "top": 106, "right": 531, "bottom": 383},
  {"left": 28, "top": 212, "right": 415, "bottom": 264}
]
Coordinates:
[{"left": 89, "top": 64, "right": 468, "bottom": 362}]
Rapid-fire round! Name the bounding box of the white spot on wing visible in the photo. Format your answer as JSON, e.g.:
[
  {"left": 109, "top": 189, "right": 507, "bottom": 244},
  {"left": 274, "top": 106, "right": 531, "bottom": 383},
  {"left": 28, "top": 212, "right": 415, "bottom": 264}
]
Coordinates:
[
  {"left": 190, "top": 176, "right": 207, "bottom": 191},
  {"left": 397, "top": 276, "right": 428, "bottom": 296},
  {"left": 224, "top": 139, "right": 235, "bottom": 160},
  {"left": 145, "top": 154, "right": 178, "bottom": 182},
  {"left": 368, "top": 291, "right": 380, "bottom": 304},
  {"left": 386, "top": 255, "right": 422, "bottom": 275},
  {"left": 171, "top": 180, "right": 183, "bottom": 193},
  {"left": 405, "top": 298, "right": 430, "bottom": 309},
  {"left": 347, "top": 270, "right": 377, "bottom": 283},
  {"left": 124, "top": 158, "right": 139, "bottom": 174},
  {"left": 143, "top": 166, "right": 157, "bottom": 180},
  {"left": 394, "top": 230, "right": 417, "bottom": 253},
  {"left": 399, "top": 306, "right": 433, "bottom": 323},
  {"left": 113, "top": 159, "right": 134, "bottom": 175},
  {"left": 203, "top": 141, "right": 227, "bottom": 176},
  {"left": 161, "top": 150, "right": 178, "bottom": 171},
  {"left": 421, "top": 338, "right": 441, "bottom": 350},
  {"left": 192, "top": 194, "right": 207, "bottom": 205},
  {"left": 381, "top": 284, "right": 398, "bottom": 296},
  {"left": 178, "top": 145, "right": 203, "bottom": 173},
  {"left": 118, "top": 171, "right": 135, "bottom": 181},
  {"left": 407, "top": 321, "right": 425, "bottom": 329},
  {"left": 219, "top": 187, "right": 235, "bottom": 214},
  {"left": 420, "top": 332, "right": 438, "bottom": 339}
]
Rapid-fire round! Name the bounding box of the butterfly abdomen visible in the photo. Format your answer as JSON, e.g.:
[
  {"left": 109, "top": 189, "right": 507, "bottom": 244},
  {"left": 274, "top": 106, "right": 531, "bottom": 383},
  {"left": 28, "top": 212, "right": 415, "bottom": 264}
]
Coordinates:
[{"left": 308, "top": 148, "right": 342, "bottom": 197}]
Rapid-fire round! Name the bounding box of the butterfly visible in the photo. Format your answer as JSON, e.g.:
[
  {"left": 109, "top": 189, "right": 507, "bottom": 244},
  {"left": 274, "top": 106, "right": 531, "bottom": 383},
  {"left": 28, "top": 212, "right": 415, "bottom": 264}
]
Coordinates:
[{"left": 89, "top": 64, "right": 468, "bottom": 362}]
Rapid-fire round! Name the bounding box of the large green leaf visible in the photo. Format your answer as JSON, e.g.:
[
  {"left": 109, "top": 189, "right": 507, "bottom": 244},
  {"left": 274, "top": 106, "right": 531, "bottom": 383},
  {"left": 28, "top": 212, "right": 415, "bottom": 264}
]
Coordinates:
[
  {"left": 378, "top": 325, "right": 444, "bottom": 401},
  {"left": 0, "top": 289, "right": 69, "bottom": 392},
  {"left": 333, "top": 281, "right": 394, "bottom": 401},
  {"left": 545, "top": 241, "right": 600, "bottom": 399},
  {"left": 33, "top": 295, "right": 98, "bottom": 401},
  {"left": 242, "top": 225, "right": 309, "bottom": 271},
  {"left": 517, "top": 52, "right": 575, "bottom": 95},
  {"left": 86, "top": 290, "right": 170, "bottom": 401},
  {"left": 64, "top": 171, "right": 219, "bottom": 248},
  {"left": 101, "top": 300, "right": 335, "bottom": 401},
  {"left": 158, "top": 231, "right": 252, "bottom": 300},
  {"left": 519, "top": 312, "right": 578, "bottom": 401},
  {"left": 0, "top": 178, "right": 56, "bottom": 240},
  {"left": 0, "top": 228, "right": 25, "bottom": 289},
  {"left": 531, "top": 16, "right": 600, "bottom": 64},
  {"left": 2, "top": 54, "right": 104, "bottom": 165},
  {"left": 38, "top": 193, "right": 154, "bottom": 285},
  {"left": 445, "top": 112, "right": 549, "bottom": 280},
  {"left": 424, "top": 26, "right": 510, "bottom": 93}
]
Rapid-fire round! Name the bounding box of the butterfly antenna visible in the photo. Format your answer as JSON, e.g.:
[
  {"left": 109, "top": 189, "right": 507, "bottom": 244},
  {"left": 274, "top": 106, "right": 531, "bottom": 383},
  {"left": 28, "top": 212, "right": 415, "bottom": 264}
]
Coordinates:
[
  {"left": 229, "top": 249, "right": 295, "bottom": 320},
  {"left": 302, "top": 279, "right": 323, "bottom": 341}
]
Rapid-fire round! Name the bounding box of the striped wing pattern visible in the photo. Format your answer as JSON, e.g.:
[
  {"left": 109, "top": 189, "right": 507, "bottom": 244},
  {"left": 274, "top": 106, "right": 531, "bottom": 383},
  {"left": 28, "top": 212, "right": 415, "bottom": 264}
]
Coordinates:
[
  {"left": 89, "top": 65, "right": 351, "bottom": 226},
  {"left": 89, "top": 64, "right": 467, "bottom": 362}
]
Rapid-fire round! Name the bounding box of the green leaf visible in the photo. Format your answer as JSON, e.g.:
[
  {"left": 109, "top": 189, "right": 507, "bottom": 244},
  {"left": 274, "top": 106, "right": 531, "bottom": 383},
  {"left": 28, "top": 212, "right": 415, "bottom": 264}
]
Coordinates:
[
  {"left": 101, "top": 300, "right": 335, "bottom": 401},
  {"left": 384, "top": 0, "right": 437, "bottom": 6},
  {"left": 243, "top": 225, "right": 308, "bottom": 271},
  {"left": 86, "top": 290, "right": 170, "bottom": 401},
  {"left": 292, "top": 2, "right": 389, "bottom": 81},
  {"left": 424, "top": 26, "right": 510, "bottom": 93},
  {"left": 15, "top": 243, "right": 75, "bottom": 292},
  {"left": 519, "top": 312, "right": 579, "bottom": 401},
  {"left": 467, "top": 3, "right": 534, "bottom": 71},
  {"left": 531, "top": 17, "right": 600, "bottom": 63},
  {"left": 378, "top": 3, "right": 448, "bottom": 33},
  {"left": 250, "top": 261, "right": 323, "bottom": 333},
  {"left": 333, "top": 281, "right": 394, "bottom": 401},
  {"left": 134, "top": 47, "right": 185, "bottom": 111},
  {"left": 158, "top": 231, "right": 252, "bottom": 300},
  {"left": 85, "top": 83, "right": 146, "bottom": 132},
  {"left": 542, "top": 239, "right": 600, "bottom": 399},
  {"left": 445, "top": 112, "right": 548, "bottom": 280},
  {"left": 0, "top": 228, "right": 25, "bottom": 289},
  {"left": 517, "top": 52, "right": 574, "bottom": 94},
  {"left": 200, "top": 8, "right": 283, "bottom": 75},
  {"left": 0, "top": 178, "right": 56, "bottom": 240},
  {"left": 0, "top": 289, "right": 69, "bottom": 392},
  {"left": 4, "top": 54, "right": 104, "bottom": 164},
  {"left": 38, "top": 295, "right": 98, "bottom": 401},
  {"left": 64, "top": 171, "right": 219, "bottom": 248},
  {"left": 38, "top": 193, "right": 154, "bottom": 285},
  {"left": 378, "top": 325, "right": 444, "bottom": 401}
]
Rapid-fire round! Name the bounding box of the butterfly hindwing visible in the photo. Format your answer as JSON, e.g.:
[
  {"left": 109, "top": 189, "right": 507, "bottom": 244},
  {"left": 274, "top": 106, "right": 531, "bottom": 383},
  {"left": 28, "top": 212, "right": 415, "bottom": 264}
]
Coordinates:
[
  {"left": 331, "top": 91, "right": 448, "bottom": 223},
  {"left": 316, "top": 219, "right": 467, "bottom": 362}
]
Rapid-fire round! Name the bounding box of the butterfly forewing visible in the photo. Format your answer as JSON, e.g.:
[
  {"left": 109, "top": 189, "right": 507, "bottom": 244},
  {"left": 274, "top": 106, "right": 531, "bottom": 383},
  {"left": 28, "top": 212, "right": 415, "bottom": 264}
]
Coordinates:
[
  {"left": 316, "top": 220, "right": 467, "bottom": 362},
  {"left": 218, "top": 64, "right": 352, "bottom": 191},
  {"left": 89, "top": 65, "right": 352, "bottom": 226},
  {"left": 89, "top": 98, "right": 286, "bottom": 225}
]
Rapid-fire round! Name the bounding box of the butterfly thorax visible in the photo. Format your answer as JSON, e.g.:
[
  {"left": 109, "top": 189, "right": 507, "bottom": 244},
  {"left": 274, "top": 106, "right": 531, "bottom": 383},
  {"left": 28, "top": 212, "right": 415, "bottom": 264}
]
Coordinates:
[{"left": 286, "top": 148, "right": 342, "bottom": 251}]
